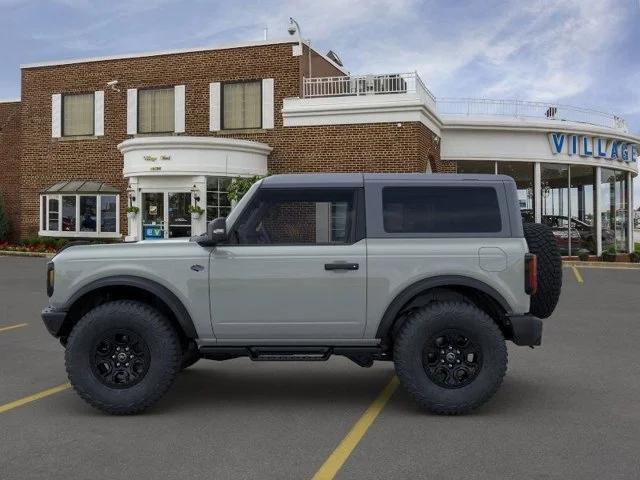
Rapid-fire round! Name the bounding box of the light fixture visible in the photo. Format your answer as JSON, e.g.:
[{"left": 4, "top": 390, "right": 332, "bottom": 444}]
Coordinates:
[
  {"left": 433, "top": 135, "right": 440, "bottom": 145},
  {"left": 191, "top": 184, "right": 201, "bottom": 203},
  {"left": 126, "top": 186, "right": 136, "bottom": 203}
]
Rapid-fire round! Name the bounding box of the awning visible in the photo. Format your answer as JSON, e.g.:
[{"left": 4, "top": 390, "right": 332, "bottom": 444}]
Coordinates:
[{"left": 41, "top": 180, "right": 120, "bottom": 194}]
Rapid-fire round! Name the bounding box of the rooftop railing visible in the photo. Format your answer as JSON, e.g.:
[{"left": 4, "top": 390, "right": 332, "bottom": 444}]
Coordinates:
[
  {"left": 302, "top": 72, "right": 436, "bottom": 105},
  {"left": 436, "top": 98, "right": 628, "bottom": 132},
  {"left": 302, "top": 73, "right": 628, "bottom": 132}
]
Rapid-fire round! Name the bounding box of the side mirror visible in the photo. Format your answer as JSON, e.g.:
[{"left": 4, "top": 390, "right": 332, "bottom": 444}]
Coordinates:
[{"left": 195, "top": 217, "right": 227, "bottom": 246}]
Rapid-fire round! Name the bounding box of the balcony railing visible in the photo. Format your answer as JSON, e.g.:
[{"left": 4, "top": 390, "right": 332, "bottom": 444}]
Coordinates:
[
  {"left": 302, "top": 72, "right": 436, "bottom": 104},
  {"left": 436, "top": 98, "right": 628, "bottom": 132},
  {"left": 301, "top": 74, "right": 628, "bottom": 132}
]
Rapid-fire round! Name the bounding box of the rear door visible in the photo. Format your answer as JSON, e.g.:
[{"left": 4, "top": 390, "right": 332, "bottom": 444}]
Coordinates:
[{"left": 209, "top": 187, "right": 367, "bottom": 340}]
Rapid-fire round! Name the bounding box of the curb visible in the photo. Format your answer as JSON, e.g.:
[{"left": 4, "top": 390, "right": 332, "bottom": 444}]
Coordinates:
[
  {"left": 563, "top": 260, "right": 640, "bottom": 270},
  {"left": 0, "top": 250, "right": 55, "bottom": 258}
]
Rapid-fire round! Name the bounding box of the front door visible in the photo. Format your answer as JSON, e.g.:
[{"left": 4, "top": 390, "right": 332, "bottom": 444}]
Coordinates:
[
  {"left": 141, "top": 191, "right": 192, "bottom": 239},
  {"left": 210, "top": 187, "right": 367, "bottom": 340}
]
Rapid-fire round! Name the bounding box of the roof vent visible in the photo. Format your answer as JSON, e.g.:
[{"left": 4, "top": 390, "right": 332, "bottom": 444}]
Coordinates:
[{"left": 326, "top": 50, "right": 343, "bottom": 67}]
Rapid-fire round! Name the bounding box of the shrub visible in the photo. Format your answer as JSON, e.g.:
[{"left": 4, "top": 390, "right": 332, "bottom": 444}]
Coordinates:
[
  {"left": 227, "top": 174, "right": 268, "bottom": 203},
  {"left": 577, "top": 249, "right": 590, "bottom": 261},
  {"left": 602, "top": 245, "right": 617, "bottom": 262},
  {"left": 0, "top": 194, "right": 10, "bottom": 241}
]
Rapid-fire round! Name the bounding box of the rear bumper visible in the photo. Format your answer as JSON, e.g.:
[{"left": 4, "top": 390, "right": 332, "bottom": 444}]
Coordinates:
[
  {"left": 41, "top": 306, "right": 67, "bottom": 337},
  {"left": 508, "top": 314, "right": 543, "bottom": 346}
]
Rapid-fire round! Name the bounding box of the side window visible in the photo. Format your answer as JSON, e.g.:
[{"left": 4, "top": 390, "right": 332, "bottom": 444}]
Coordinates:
[
  {"left": 232, "top": 189, "right": 357, "bottom": 245},
  {"left": 382, "top": 186, "right": 502, "bottom": 233}
]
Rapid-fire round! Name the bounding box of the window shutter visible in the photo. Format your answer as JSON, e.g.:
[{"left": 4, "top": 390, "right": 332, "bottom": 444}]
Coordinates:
[
  {"left": 174, "top": 85, "right": 185, "bottom": 133},
  {"left": 94, "top": 90, "right": 104, "bottom": 136},
  {"left": 209, "top": 82, "right": 221, "bottom": 131},
  {"left": 262, "top": 78, "right": 274, "bottom": 129},
  {"left": 51, "top": 94, "right": 61, "bottom": 138},
  {"left": 127, "top": 88, "right": 137, "bottom": 135}
]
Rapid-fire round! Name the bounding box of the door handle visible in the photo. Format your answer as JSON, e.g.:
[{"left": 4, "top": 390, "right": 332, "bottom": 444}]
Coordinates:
[{"left": 324, "top": 262, "right": 359, "bottom": 271}]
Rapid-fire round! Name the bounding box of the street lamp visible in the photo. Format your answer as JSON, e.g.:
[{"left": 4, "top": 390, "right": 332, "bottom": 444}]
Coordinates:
[{"left": 288, "top": 17, "right": 312, "bottom": 79}]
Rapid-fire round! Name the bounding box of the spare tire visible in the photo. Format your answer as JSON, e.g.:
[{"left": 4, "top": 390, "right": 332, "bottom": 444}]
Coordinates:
[{"left": 523, "top": 223, "right": 562, "bottom": 319}]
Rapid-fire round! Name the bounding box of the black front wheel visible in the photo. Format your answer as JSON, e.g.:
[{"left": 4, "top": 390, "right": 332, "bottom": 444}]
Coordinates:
[
  {"left": 394, "top": 301, "right": 507, "bottom": 415},
  {"left": 65, "top": 300, "right": 182, "bottom": 415}
]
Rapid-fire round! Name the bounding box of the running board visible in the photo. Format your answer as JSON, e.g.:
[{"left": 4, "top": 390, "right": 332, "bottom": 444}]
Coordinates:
[{"left": 199, "top": 346, "right": 389, "bottom": 367}]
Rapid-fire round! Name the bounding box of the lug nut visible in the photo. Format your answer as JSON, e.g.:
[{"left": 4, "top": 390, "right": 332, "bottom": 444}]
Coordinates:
[
  {"left": 111, "top": 355, "right": 115, "bottom": 359},
  {"left": 116, "top": 347, "right": 120, "bottom": 351},
  {"left": 125, "top": 347, "right": 129, "bottom": 351},
  {"left": 448, "top": 364, "right": 453, "bottom": 367},
  {"left": 125, "top": 363, "right": 129, "bottom": 367},
  {"left": 440, "top": 350, "right": 444, "bottom": 354},
  {"left": 457, "top": 360, "right": 461, "bottom": 363},
  {"left": 116, "top": 363, "right": 120, "bottom": 366},
  {"left": 130, "top": 355, "right": 134, "bottom": 359},
  {"left": 441, "top": 359, "right": 444, "bottom": 363}
]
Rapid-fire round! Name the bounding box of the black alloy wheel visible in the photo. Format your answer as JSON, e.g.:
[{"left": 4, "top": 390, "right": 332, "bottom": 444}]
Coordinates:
[
  {"left": 422, "top": 329, "right": 482, "bottom": 389},
  {"left": 91, "top": 329, "right": 151, "bottom": 388}
]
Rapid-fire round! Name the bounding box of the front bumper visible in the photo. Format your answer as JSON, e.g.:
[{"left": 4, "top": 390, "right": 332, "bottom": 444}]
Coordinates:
[
  {"left": 41, "top": 306, "right": 67, "bottom": 337},
  {"left": 508, "top": 314, "right": 543, "bottom": 346}
]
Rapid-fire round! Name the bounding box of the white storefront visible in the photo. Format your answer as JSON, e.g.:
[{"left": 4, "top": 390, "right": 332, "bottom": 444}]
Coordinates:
[{"left": 119, "top": 136, "right": 270, "bottom": 242}]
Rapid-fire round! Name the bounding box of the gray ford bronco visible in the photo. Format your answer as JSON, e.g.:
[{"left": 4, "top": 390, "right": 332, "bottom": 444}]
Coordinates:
[{"left": 42, "top": 173, "right": 562, "bottom": 415}]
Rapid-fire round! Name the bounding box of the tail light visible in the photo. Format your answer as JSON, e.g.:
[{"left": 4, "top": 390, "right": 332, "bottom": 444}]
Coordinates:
[
  {"left": 525, "top": 253, "right": 537, "bottom": 295},
  {"left": 46, "top": 262, "right": 55, "bottom": 297}
]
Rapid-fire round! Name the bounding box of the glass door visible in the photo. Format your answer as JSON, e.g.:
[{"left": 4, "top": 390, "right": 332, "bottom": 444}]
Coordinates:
[
  {"left": 142, "top": 192, "right": 165, "bottom": 240},
  {"left": 168, "top": 192, "right": 191, "bottom": 238}
]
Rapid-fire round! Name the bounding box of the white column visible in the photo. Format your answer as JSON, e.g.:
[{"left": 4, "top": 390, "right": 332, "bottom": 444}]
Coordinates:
[
  {"left": 628, "top": 171, "right": 634, "bottom": 253},
  {"left": 534, "top": 162, "right": 541, "bottom": 223},
  {"left": 209, "top": 83, "right": 221, "bottom": 131},
  {"left": 191, "top": 176, "right": 207, "bottom": 236},
  {"left": 595, "top": 167, "right": 602, "bottom": 256},
  {"left": 126, "top": 177, "right": 139, "bottom": 242}
]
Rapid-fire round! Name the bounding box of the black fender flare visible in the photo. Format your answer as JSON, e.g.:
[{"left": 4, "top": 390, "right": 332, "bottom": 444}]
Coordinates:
[
  {"left": 64, "top": 275, "right": 197, "bottom": 338},
  {"left": 375, "top": 275, "right": 512, "bottom": 340}
]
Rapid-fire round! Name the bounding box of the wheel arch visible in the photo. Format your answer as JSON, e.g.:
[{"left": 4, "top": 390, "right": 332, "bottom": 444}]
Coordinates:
[
  {"left": 375, "top": 275, "right": 512, "bottom": 347},
  {"left": 60, "top": 276, "right": 197, "bottom": 343}
]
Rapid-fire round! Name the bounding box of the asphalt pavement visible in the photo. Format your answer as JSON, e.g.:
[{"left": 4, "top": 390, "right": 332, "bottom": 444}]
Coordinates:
[{"left": 0, "top": 256, "right": 639, "bottom": 479}]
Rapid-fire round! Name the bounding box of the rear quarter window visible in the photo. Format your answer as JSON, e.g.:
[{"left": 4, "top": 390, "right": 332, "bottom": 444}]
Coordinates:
[{"left": 382, "top": 186, "right": 502, "bottom": 233}]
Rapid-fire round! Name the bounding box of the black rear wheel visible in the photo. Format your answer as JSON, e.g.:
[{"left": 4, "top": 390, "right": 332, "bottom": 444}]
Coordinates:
[
  {"left": 394, "top": 301, "right": 507, "bottom": 415},
  {"left": 65, "top": 300, "right": 182, "bottom": 415}
]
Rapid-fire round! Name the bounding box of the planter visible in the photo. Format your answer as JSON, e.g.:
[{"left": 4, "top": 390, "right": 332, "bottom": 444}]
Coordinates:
[
  {"left": 127, "top": 212, "right": 138, "bottom": 221},
  {"left": 191, "top": 212, "right": 202, "bottom": 221}
]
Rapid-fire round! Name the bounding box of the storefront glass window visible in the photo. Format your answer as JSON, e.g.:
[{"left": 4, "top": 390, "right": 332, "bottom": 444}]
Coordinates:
[
  {"left": 601, "top": 168, "right": 629, "bottom": 253},
  {"left": 100, "top": 195, "right": 117, "bottom": 233},
  {"left": 207, "top": 177, "right": 232, "bottom": 221},
  {"left": 541, "top": 163, "right": 570, "bottom": 255},
  {"left": 456, "top": 160, "right": 495, "bottom": 174},
  {"left": 569, "top": 165, "right": 596, "bottom": 255},
  {"left": 61, "top": 196, "right": 76, "bottom": 232},
  {"left": 80, "top": 196, "right": 97, "bottom": 232},
  {"left": 497, "top": 162, "right": 535, "bottom": 223}
]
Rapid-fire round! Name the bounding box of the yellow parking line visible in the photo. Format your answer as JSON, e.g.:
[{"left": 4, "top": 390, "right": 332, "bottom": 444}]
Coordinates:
[
  {"left": 311, "top": 376, "right": 399, "bottom": 480},
  {"left": 0, "top": 323, "right": 28, "bottom": 333},
  {"left": 0, "top": 383, "right": 70, "bottom": 414},
  {"left": 571, "top": 265, "right": 584, "bottom": 284}
]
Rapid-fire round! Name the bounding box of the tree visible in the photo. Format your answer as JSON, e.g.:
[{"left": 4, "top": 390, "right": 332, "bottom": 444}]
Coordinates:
[
  {"left": 0, "top": 192, "right": 10, "bottom": 241},
  {"left": 227, "top": 175, "right": 268, "bottom": 203}
]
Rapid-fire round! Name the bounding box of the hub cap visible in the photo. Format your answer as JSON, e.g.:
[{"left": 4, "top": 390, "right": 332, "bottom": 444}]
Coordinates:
[
  {"left": 422, "top": 329, "right": 482, "bottom": 388},
  {"left": 91, "top": 329, "right": 150, "bottom": 388}
]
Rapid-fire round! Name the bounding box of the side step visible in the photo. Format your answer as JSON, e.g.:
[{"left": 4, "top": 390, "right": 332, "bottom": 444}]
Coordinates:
[{"left": 199, "top": 346, "right": 389, "bottom": 367}]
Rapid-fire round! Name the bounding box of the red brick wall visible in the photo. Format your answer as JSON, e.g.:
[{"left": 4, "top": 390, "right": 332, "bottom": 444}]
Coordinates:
[
  {"left": 18, "top": 42, "right": 441, "bottom": 238},
  {"left": 0, "top": 101, "right": 21, "bottom": 239}
]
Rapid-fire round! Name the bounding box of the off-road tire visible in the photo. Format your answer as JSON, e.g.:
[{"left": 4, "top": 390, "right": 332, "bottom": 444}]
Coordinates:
[
  {"left": 65, "top": 300, "right": 182, "bottom": 415},
  {"left": 523, "top": 222, "right": 562, "bottom": 319},
  {"left": 393, "top": 301, "right": 507, "bottom": 415},
  {"left": 181, "top": 341, "right": 200, "bottom": 370}
]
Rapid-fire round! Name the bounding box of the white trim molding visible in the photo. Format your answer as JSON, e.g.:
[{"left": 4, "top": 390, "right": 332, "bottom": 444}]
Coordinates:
[
  {"left": 282, "top": 94, "right": 442, "bottom": 135},
  {"left": 118, "top": 136, "right": 271, "bottom": 178}
]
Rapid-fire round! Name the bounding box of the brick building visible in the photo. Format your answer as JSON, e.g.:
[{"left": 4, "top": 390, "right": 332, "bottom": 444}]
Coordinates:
[{"left": 0, "top": 37, "right": 638, "bottom": 255}]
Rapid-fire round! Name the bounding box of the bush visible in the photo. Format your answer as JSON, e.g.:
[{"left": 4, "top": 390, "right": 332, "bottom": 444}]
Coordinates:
[
  {"left": 0, "top": 194, "right": 10, "bottom": 241},
  {"left": 227, "top": 174, "right": 268, "bottom": 203},
  {"left": 630, "top": 252, "right": 640, "bottom": 263},
  {"left": 577, "top": 249, "right": 590, "bottom": 261},
  {"left": 602, "top": 246, "right": 617, "bottom": 262}
]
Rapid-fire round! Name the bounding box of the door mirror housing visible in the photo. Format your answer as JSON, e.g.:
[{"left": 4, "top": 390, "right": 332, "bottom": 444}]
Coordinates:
[{"left": 195, "top": 217, "right": 227, "bottom": 246}]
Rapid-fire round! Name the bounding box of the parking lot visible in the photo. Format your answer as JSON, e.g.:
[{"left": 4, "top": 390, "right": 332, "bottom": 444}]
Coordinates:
[{"left": 1, "top": 256, "right": 639, "bottom": 479}]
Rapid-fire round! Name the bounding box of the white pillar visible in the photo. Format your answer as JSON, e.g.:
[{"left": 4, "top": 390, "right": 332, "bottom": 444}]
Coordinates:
[
  {"left": 126, "top": 177, "right": 140, "bottom": 242},
  {"left": 534, "top": 162, "right": 541, "bottom": 223},
  {"left": 628, "top": 171, "right": 634, "bottom": 253},
  {"left": 595, "top": 167, "right": 602, "bottom": 256}
]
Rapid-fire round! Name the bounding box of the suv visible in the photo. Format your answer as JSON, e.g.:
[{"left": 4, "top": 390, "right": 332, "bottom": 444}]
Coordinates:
[{"left": 42, "top": 174, "right": 562, "bottom": 415}]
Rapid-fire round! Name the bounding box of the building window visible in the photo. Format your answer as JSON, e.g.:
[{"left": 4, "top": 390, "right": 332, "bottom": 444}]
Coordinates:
[
  {"left": 138, "top": 88, "right": 175, "bottom": 133},
  {"left": 541, "top": 163, "right": 570, "bottom": 255},
  {"left": 40, "top": 194, "right": 119, "bottom": 237},
  {"left": 569, "top": 165, "right": 596, "bottom": 255},
  {"left": 601, "top": 168, "right": 629, "bottom": 253},
  {"left": 62, "top": 93, "right": 94, "bottom": 136},
  {"left": 222, "top": 81, "right": 261, "bottom": 130},
  {"left": 456, "top": 160, "right": 496, "bottom": 174},
  {"left": 206, "top": 177, "right": 232, "bottom": 221},
  {"left": 497, "top": 162, "right": 535, "bottom": 223}
]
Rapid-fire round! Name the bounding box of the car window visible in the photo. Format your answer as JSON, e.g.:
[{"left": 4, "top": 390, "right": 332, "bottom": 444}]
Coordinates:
[
  {"left": 231, "top": 188, "right": 357, "bottom": 245},
  {"left": 382, "top": 186, "right": 502, "bottom": 233}
]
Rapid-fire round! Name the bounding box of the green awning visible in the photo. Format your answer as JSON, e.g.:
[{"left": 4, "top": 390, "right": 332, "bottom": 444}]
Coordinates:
[{"left": 41, "top": 180, "right": 120, "bottom": 194}]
